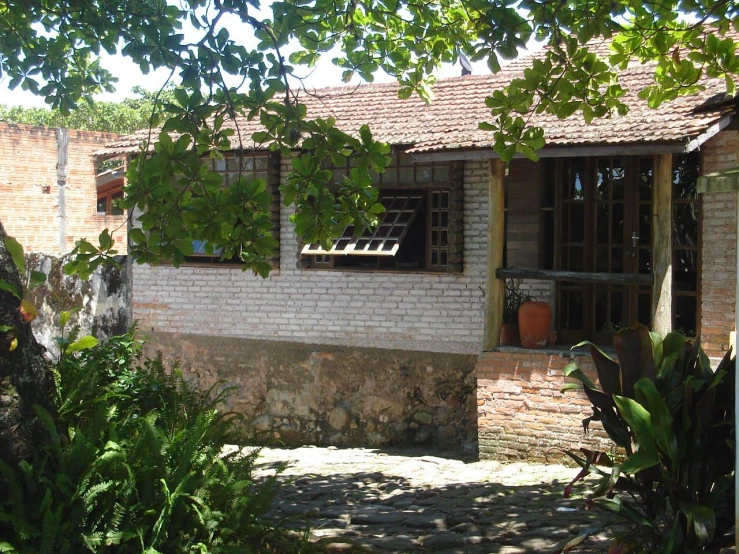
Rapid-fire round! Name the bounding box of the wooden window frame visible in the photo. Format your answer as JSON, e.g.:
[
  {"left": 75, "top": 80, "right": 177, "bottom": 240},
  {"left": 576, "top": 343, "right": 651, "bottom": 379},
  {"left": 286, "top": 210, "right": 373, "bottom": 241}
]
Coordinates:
[
  {"left": 302, "top": 193, "right": 425, "bottom": 256},
  {"left": 184, "top": 150, "right": 281, "bottom": 267},
  {"left": 671, "top": 153, "right": 702, "bottom": 337},
  {"left": 300, "top": 150, "right": 464, "bottom": 273},
  {"left": 97, "top": 180, "right": 124, "bottom": 216}
]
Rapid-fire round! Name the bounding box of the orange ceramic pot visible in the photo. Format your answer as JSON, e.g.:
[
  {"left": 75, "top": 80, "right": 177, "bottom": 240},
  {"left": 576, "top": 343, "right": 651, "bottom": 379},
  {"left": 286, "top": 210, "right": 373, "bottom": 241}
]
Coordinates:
[
  {"left": 518, "top": 301, "right": 552, "bottom": 349},
  {"left": 500, "top": 323, "right": 520, "bottom": 346}
]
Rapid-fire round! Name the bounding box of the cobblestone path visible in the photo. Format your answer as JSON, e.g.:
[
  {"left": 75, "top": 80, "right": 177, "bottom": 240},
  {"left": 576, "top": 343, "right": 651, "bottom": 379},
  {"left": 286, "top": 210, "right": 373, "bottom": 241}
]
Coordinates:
[{"left": 253, "top": 446, "right": 615, "bottom": 553}]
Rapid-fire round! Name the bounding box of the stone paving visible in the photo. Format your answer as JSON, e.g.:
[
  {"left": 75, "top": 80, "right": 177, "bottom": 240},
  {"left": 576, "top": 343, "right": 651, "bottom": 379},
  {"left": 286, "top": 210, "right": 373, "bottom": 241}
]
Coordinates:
[{"left": 252, "top": 446, "right": 617, "bottom": 553}]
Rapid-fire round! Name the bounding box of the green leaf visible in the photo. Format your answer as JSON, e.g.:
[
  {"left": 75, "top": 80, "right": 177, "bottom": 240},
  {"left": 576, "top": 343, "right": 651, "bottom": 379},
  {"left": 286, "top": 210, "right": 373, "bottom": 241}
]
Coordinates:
[
  {"left": 0, "top": 279, "right": 20, "bottom": 299},
  {"left": 679, "top": 501, "right": 715, "bottom": 544},
  {"left": 597, "top": 497, "right": 655, "bottom": 528},
  {"left": 613, "top": 395, "right": 657, "bottom": 455},
  {"left": 59, "top": 307, "right": 80, "bottom": 330},
  {"left": 0, "top": 325, "right": 12, "bottom": 332},
  {"left": 99, "top": 229, "right": 114, "bottom": 251},
  {"left": 563, "top": 362, "right": 598, "bottom": 389},
  {"left": 4, "top": 236, "right": 25, "bottom": 275},
  {"left": 619, "top": 447, "right": 659, "bottom": 474},
  {"left": 662, "top": 332, "right": 687, "bottom": 358},
  {"left": 634, "top": 378, "right": 678, "bottom": 463},
  {"left": 65, "top": 335, "right": 99, "bottom": 354},
  {"left": 28, "top": 270, "right": 46, "bottom": 290},
  {"left": 649, "top": 331, "right": 663, "bottom": 367}
]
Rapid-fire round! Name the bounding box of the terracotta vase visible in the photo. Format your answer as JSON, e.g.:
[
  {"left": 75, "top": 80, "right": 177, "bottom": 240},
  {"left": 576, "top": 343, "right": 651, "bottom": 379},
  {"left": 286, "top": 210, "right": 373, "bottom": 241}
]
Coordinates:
[
  {"left": 518, "top": 301, "right": 552, "bottom": 349},
  {"left": 500, "top": 323, "right": 520, "bottom": 346}
]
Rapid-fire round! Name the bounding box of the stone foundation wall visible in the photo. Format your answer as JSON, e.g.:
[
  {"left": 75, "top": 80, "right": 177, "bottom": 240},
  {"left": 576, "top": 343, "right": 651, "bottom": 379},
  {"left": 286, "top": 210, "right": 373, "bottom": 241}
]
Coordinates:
[
  {"left": 477, "top": 349, "right": 613, "bottom": 462},
  {"left": 143, "top": 331, "right": 479, "bottom": 452}
]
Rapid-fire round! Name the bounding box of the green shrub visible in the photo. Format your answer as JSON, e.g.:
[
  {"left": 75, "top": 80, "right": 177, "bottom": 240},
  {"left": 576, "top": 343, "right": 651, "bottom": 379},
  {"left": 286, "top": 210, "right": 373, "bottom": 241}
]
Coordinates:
[
  {"left": 0, "top": 329, "right": 291, "bottom": 554},
  {"left": 560, "top": 324, "right": 735, "bottom": 554}
]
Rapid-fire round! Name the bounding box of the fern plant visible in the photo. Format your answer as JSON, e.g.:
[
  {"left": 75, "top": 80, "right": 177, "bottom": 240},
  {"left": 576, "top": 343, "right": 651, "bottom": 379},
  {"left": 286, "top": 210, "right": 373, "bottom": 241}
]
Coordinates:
[{"left": 0, "top": 330, "right": 293, "bottom": 554}]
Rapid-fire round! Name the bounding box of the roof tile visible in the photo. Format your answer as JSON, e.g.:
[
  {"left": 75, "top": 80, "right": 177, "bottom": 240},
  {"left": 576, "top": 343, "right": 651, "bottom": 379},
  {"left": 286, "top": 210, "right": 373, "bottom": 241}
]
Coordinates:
[{"left": 96, "top": 35, "right": 737, "bottom": 157}]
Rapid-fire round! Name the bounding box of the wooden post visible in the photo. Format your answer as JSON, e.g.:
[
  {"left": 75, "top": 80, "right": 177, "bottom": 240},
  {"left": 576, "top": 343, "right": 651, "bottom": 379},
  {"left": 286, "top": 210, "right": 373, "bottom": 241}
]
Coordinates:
[
  {"left": 652, "top": 154, "right": 673, "bottom": 336},
  {"left": 484, "top": 158, "right": 506, "bottom": 350}
]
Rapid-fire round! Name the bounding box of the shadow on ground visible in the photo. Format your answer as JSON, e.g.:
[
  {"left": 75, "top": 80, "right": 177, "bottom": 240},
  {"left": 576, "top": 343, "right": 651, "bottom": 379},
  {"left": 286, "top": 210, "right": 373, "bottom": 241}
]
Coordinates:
[{"left": 256, "top": 464, "right": 617, "bottom": 553}]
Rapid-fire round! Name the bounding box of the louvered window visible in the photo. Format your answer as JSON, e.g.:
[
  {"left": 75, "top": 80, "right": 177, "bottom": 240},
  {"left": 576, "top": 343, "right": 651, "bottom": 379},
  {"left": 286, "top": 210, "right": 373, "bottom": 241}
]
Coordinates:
[
  {"left": 299, "top": 150, "right": 463, "bottom": 273},
  {"left": 302, "top": 194, "right": 424, "bottom": 256}
]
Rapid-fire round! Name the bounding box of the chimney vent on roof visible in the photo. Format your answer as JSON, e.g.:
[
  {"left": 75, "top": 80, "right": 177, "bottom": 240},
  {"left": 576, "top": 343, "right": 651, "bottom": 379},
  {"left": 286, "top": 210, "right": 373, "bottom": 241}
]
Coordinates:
[{"left": 460, "top": 53, "right": 473, "bottom": 76}]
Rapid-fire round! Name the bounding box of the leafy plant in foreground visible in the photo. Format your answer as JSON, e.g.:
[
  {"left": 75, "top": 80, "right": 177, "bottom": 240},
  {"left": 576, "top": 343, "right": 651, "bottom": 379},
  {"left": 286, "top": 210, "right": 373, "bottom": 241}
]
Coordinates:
[
  {"left": 559, "top": 324, "right": 734, "bottom": 553},
  {"left": 0, "top": 330, "right": 291, "bottom": 553}
]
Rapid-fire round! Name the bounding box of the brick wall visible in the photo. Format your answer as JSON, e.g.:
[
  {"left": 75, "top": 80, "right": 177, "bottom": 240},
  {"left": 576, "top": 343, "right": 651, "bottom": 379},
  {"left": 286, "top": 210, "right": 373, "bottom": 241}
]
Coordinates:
[
  {"left": 133, "top": 159, "right": 489, "bottom": 353},
  {"left": 477, "top": 349, "right": 613, "bottom": 461},
  {"left": 700, "top": 130, "right": 739, "bottom": 360},
  {"left": 0, "top": 123, "right": 126, "bottom": 254}
]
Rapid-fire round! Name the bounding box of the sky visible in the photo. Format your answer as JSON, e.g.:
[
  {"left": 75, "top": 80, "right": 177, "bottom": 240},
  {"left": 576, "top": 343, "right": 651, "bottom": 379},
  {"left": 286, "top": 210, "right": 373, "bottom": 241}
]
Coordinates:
[
  {"left": 0, "top": 5, "right": 504, "bottom": 109},
  {"left": 0, "top": 51, "right": 492, "bottom": 109}
]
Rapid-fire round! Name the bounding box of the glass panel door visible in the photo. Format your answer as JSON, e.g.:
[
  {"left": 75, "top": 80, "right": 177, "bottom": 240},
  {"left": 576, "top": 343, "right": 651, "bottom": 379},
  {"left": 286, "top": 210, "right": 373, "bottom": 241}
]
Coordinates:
[{"left": 556, "top": 157, "right": 653, "bottom": 344}]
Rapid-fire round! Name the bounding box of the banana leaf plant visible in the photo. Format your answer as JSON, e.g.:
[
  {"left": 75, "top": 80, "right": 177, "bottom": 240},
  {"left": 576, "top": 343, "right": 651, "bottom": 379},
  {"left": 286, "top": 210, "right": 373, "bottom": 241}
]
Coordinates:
[{"left": 557, "top": 324, "right": 735, "bottom": 554}]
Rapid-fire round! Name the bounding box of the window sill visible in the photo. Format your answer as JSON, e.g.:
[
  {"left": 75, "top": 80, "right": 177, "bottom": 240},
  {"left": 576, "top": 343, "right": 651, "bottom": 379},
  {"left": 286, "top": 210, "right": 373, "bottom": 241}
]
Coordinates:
[
  {"left": 301, "top": 266, "right": 461, "bottom": 276},
  {"left": 492, "top": 344, "right": 615, "bottom": 358},
  {"left": 94, "top": 213, "right": 126, "bottom": 218},
  {"left": 152, "top": 260, "right": 280, "bottom": 273}
]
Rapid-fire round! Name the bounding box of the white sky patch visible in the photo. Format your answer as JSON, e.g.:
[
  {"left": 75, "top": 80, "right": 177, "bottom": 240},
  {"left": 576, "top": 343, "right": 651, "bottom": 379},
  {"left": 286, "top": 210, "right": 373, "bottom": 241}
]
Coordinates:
[
  {"left": 0, "top": 2, "right": 538, "bottom": 109},
  {"left": 0, "top": 51, "right": 496, "bottom": 109}
]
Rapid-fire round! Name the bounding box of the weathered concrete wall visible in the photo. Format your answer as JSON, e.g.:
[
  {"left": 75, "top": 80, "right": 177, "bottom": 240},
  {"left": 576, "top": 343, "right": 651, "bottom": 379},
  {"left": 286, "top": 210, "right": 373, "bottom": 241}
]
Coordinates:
[
  {"left": 26, "top": 254, "right": 130, "bottom": 357},
  {"left": 700, "top": 130, "right": 738, "bottom": 361},
  {"left": 143, "top": 331, "right": 478, "bottom": 452},
  {"left": 477, "top": 349, "right": 612, "bottom": 462},
  {"left": 0, "top": 122, "right": 127, "bottom": 255}
]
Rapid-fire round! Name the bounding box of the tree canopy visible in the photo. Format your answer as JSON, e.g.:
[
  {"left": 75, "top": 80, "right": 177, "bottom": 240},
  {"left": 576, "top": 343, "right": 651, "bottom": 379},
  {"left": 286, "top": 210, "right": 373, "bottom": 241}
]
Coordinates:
[
  {"left": 1, "top": 0, "right": 738, "bottom": 275},
  {"left": 0, "top": 87, "right": 173, "bottom": 134}
]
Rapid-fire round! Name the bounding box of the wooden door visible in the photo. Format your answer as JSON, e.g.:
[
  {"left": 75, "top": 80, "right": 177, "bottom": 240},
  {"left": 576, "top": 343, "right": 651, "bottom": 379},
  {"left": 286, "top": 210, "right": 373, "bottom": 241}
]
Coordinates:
[{"left": 557, "top": 157, "right": 653, "bottom": 344}]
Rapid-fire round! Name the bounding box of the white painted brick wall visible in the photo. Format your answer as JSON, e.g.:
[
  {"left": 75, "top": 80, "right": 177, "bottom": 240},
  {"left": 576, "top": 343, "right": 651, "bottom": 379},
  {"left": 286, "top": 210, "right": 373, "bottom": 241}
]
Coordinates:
[{"left": 133, "top": 159, "right": 490, "bottom": 354}]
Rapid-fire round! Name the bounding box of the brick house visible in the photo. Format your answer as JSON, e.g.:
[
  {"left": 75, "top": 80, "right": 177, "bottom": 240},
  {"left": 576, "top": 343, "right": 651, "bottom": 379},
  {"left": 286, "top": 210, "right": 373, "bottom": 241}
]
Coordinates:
[
  {"left": 0, "top": 122, "right": 127, "bottom": 255},
  {"left": 96, "top": 38, "right": 739, "bottom": 459}
]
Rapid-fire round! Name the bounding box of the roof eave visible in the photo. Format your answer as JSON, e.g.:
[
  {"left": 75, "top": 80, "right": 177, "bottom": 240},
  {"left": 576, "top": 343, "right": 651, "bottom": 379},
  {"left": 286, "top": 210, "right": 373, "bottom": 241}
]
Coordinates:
[
  {"left": 685, "top": 114, "right": 734, "bottom": 152},
  {"left": 410, "top": 141, "right": 699, "bottom": 162}
]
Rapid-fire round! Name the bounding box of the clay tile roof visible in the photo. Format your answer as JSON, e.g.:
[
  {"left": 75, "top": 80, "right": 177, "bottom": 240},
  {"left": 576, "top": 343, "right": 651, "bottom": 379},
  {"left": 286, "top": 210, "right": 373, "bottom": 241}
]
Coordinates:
[{"left": 96, "top": 33, "right": 737, "bottom": 158}]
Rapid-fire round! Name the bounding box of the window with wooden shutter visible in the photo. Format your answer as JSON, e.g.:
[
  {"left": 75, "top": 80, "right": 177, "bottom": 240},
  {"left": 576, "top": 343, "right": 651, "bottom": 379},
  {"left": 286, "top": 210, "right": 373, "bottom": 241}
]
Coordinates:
[{"left": 300, "top": 150, "right": 464, "bottom": 273}]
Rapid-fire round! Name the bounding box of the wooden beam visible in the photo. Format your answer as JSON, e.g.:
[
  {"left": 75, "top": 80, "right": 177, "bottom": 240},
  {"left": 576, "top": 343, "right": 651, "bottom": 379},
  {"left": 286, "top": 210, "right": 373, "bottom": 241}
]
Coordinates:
[
  {"left": 410, "top": 142, "right": 690, "bottom": 163},
  {"left": 484, "top": 158, "right": 506, "bottom": 351},
  {"left": 496, "top": 267, "right": 653, "bottom": 286},
  {"left": 652, "top": 154, "right": 673, "bottom": 336},
  {"left": 685, "top": 116, "right": 733, "bottom": 153}
]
